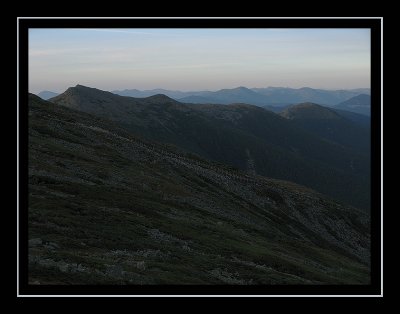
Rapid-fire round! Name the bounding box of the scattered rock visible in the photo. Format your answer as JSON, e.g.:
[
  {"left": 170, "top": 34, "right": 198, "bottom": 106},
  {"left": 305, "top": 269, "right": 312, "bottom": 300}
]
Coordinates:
[
  {"left": 106, "top": 265, "right": 125, "bottom": 278},
  {"left": 44, "top": 242, "right": 59, "bottom": 250},
  {"left": 136, "top": 261, "right": 146, "bottom": 270},
  {"left": 57, "top": 261, "right": 69, "bottom": 272},
  {"left": 29, "top": 238, "right": 42, "bottom": 247},
  {"left": 182, "top": 244, "right": 191, "bottom": 252}
]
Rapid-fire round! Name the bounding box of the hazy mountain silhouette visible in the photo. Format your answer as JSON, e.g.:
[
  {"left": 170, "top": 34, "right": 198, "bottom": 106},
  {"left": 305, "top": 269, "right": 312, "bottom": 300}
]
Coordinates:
[
  {"left": 334, "top": 94, "right": 371, "bottom": 116},
  {"left": 112, "top": 88, "right": 191, "bottom": 99},
  {"left": 252, "top": 87, "right": 370, "bottom": 105},
  {"left": 37, "top": 90, "right": 59, "bottom": 100},
  {"left": 180, "top": 87, "right": 270, "bottom": 105},
  {"left": 112, "top": 86, "right": 371, "bottom": 107}
]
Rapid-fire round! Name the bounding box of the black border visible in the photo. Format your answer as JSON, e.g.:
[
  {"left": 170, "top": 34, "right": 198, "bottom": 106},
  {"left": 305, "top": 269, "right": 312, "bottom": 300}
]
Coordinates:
[{"left": 18, "top": 18, "right": 382, "bottom": 296}]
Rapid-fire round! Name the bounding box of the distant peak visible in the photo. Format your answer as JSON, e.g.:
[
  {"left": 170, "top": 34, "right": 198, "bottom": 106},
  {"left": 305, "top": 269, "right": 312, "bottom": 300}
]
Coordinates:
[
  {"left": 281, "top": 103, "right": 341, "bottom": 120},
  {"left": 65, "top": 85, "right": 111, "bottom": 95},
  {"left": 63, "top": 85, "right": 84, "bottom": 92},
  {"left": 74, "top": 84, "right": 95, "bottom": 90},
  {"left": 52, "top": 85, "right": 120, "bottom": 104},
  {"left": 146, "top": 94, "right": 176, "bottom": 102},
  {"left": 233, "top": 86, "right": 250, "bottom": 91},
  {"left": 293, "top": 102, "right": 321, "bottom": 108}
]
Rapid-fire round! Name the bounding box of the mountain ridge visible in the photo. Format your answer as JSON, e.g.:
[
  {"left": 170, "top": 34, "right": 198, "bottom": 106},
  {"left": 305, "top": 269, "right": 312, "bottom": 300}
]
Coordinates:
[
  {"left": 37, "top": 90, "right": 59, "bottom": 100},
  {"left": 334, "top": 94, "right": 371, "bottom": 116},
  {"left": 280, "top": 103, "right": 370, "bottom": 153},
  {"left": 280, "top": 103, "right": 343, "bottom": 120},
  {"left": 110, "top": 86, "right": 370, "bottom": 106},
  {"left": 50, "top": 85, "right": 370, "bottom": 211}
]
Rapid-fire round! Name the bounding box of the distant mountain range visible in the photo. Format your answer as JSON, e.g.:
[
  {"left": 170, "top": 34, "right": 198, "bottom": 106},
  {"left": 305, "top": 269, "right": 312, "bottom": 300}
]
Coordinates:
[
  {"left": 178, "top": 87, "right": 272, "bottom": 105},
  {"left": 252, "top": 87, "right": 370, "bottom": 106},
  {"left": 113, "top": 86, "right": 371, "bottom": 107},
  {"left": 50, "top": 85, "right": 370, "bottom": 210},
  {"left": 37, "top": 90, "right": 59, "bottom": 100},
  {"left": 334, "top": 94, "right": 371, "bottom": 116},
  {"left": 37, "top": 86, "right": 370, "bottom": 108},
  {"left": 28, "top": 93, "right": 370, "bottom": 284}
]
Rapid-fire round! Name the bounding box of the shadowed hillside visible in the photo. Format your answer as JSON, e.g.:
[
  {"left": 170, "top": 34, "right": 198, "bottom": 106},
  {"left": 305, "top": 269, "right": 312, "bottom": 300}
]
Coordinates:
[
  {"left": 280, "top": 103, "right": 370, "bottom": 152},
  {"left": 28, "top": 94, "right": 370, "bottom": 284}
]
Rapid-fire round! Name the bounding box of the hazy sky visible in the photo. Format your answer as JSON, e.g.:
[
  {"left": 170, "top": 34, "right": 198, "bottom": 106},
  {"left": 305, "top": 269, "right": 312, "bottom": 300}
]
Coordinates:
[{"left": 29, "top": 28, "right": 370, "bottom": 93}]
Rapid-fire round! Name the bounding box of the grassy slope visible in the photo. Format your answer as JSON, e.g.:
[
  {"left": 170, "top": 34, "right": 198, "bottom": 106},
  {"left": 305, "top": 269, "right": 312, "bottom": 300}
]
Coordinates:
[{"left": 28, "top": 94, "right": 370, "bottom": 285}]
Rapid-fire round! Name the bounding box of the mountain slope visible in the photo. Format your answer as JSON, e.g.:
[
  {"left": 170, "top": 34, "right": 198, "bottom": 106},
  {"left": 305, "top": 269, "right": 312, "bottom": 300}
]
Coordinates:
[
  {"left": 261, "top": 104, "right": 370, "bottom": 128},
  {"left": 331, "top": 108, "right": 370, "bottom": 128},
  {"left": 178, "top": 95, "right": 219, "bottom": 104},
  {"left": 334, "top": 94, "right": 371, "bottom": 116},
  {"left": 50, "top": 85, "right": 370, "bottom": 210},
  {"left": 177, "top": 87, "right": 272, "bottom": 105},
  {"left": 280, "top": 103, "right": 370, "bottom": 152},
  {"left": 252, "top": 87, "right": 370, "bottom": 105},
  {"left": 196, "top": 87, "right": 271, "bottom": 105},
  {"left": 112, "top": 88, "right": 190, "bottom": 99},
  {"left": 281, "top": 103, "right": 343, "bottom": 120},
  {"left": 28, "top": 94, "right": 370, "bottom": 284}
]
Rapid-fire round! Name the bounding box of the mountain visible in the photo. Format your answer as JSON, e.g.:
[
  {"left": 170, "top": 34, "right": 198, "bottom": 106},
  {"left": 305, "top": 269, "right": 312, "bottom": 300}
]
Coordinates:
[
  {"left": 261, "top": 102, "right": 370, "bottom": 129},
  {"left": 178, "top": 95, "right": 220, "bottom": 104},
  {"left": 37, "top": 91, "right": 59, "bottom": 100},
  {"left": 280, "top": 103, "right": 370, "bottom": 153},
  {"left": 178, "top": 86, "right": 345, "bottom": 106},
  {"left": 50, "top": 85, "right": 370, "bottom": 211},
  {"left": 252, "top": 87, "right": 370, "bottom": 106},
  {"left": 176, "top": 88, "right": 263, "bottom": 105},
  {"left": 349, "top": 88, "right": 371, "bottom": 95},
  {"left": 262, "top": 104, "right": 370, "bottom": 129},
  {"left": 179, "top": 87, "right": 272, "bottom": 105},
  {"left": 281, "top": 103, "right": 342, "bottom": 120},
  {"left": 113, "top": 86, "right": 370, "bottom": 107},
  {"left": 334, "top": 94, "right": 371, "bottom": 116},
  {"left": 331, "top": 108, "right": 370, "bottom": 128},
  {"left": 112, "top": 88, "right": 191, "bottom": 99},
  {"left": 258, "top": 104, "right": 292, "bottom": 113},
  {"left": 28, "top": 93, "right": 370, "bottom": 284}
]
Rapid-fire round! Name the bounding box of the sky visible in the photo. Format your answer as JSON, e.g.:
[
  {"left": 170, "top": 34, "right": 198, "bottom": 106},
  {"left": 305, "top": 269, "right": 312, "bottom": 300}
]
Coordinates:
[{"left": 29, "top": 28, "right": 370, "bottom": 93}]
